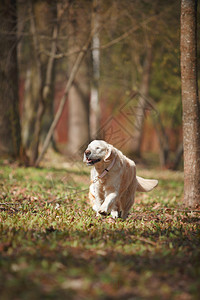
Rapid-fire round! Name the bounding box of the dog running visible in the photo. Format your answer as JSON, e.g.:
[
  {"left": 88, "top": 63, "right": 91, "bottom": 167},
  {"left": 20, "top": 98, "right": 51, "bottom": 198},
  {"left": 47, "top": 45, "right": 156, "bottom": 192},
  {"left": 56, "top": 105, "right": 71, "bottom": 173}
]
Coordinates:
[{"left": 83, "top": 140, "right": 158, "bottom": 219}]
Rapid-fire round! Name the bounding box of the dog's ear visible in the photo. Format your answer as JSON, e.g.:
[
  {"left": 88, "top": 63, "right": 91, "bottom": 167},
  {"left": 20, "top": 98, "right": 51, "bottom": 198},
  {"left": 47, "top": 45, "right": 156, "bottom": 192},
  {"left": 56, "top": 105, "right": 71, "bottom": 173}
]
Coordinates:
[{"left": 104, "top": 145, "right": 113, "bottom": 162}]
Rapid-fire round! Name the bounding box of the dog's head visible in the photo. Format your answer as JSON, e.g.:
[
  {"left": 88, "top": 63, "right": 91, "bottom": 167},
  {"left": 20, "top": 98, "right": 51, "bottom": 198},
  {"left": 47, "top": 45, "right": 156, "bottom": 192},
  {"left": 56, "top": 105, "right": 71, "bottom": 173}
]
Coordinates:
[{"left": 83, "top": 140, "right": 113, "bottom": 166}]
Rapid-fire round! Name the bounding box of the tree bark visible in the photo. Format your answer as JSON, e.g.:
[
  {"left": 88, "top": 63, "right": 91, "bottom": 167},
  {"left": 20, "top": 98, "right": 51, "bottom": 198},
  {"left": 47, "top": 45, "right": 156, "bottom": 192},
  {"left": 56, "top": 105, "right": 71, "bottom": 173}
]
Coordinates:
[
  {"left": 0, "top": 0, "right": 21, "bottom": 158},
  {"left": 181, "top": 0, "right": 200, "bottom": 207},
  {"left": 67, "top": 2, "right": 91, "bottom": 156},
  {"left": 152, "top": 110, "right": 169, "bottom": 167},
  {"left": 22, "top": 67, "right": 40, "bottom": 149},
  {"left": 23, "top": 0, "right": 58, "bottom": 165},
  {"left": 28, "top": 0, "right": 44, "bottom": 165},
  {"left": 131, "top": 45, "right": 153, "bottom": 156},
  {"left": 90, "top": 0, "right": 101, "bottom": 140},
  {"left": 35, "top": 34, "right": 93, "bottom": 166}
]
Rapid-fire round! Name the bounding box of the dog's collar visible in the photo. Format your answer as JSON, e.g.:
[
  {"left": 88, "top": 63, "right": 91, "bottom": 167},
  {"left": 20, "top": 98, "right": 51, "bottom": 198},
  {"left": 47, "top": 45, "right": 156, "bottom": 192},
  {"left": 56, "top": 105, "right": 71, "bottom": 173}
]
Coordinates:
[{"left": 92, "top": 156, "right": 116, "bottom": 183}]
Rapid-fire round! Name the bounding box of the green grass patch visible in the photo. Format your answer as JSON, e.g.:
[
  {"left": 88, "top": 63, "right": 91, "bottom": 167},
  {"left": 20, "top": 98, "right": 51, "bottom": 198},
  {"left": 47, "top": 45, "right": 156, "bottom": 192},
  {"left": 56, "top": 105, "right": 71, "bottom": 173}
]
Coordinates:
[{"left": 0, "top": 162, "right": 199, "bottom": 299}]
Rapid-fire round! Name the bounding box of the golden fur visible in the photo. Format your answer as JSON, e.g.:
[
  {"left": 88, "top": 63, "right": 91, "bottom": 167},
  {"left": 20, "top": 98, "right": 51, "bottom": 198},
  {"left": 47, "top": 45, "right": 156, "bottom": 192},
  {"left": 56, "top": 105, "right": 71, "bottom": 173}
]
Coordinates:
[{"left": 83, "top": 140, "right": 158, "bottom": 219}]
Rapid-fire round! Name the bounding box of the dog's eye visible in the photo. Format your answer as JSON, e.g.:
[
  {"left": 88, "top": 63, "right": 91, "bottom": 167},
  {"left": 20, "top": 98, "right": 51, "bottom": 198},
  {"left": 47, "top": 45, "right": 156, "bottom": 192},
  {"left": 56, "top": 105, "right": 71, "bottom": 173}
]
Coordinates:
[{"left": 96, "top": 147, "right": 100, "bottom": 150}]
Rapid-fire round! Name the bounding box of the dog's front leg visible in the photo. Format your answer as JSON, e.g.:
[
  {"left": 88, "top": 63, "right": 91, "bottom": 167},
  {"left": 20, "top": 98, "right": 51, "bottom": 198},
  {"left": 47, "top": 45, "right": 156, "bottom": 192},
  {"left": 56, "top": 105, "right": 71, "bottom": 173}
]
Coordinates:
[
  {"left": 92, "top": 198, "right": 102, "bottom": 216},
  {"left": 99, "top": 192, "right": 118, "bottom": 214},
  {"left": 92, "top": 183, "right": 104, "bottom": 216}
]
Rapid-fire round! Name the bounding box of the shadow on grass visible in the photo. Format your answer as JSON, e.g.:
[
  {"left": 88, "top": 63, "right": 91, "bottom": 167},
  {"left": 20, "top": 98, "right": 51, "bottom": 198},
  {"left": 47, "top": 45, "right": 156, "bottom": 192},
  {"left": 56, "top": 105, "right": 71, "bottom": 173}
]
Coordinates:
[{"left": 0, "top": 225, "right": 200, "bottom": 300}]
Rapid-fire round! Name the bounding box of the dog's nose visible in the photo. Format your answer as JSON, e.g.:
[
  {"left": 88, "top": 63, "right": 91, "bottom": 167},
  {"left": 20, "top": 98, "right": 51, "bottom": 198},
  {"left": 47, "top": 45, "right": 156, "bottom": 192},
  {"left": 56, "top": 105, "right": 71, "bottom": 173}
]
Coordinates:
[{"left": 85, "top": 150, "right": 91, "bottom": 157}]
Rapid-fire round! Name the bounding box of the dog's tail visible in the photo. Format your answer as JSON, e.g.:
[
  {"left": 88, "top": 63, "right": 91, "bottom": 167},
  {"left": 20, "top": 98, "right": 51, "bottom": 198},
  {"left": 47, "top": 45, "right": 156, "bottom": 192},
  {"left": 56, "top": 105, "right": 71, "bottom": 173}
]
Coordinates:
[{"left": 136, "top": 176, "right": 158, "bottom": 192}]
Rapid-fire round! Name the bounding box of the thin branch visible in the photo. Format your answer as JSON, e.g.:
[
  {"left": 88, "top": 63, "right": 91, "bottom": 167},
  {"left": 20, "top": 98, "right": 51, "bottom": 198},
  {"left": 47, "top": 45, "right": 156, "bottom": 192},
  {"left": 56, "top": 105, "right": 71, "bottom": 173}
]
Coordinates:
[
  {"left": 35, "top": 34, "right": 93, "bottom": 167},
  {"left": 28, "top": 0, "right": 42, "bottom": 80},
  {"left": 96, "top": 13, "right": 160, "bottom": 49},
  {"left": 43, "top": 4, "right": 59, "bottom": 99},
  {"left": 57, "top": 1, "right": 71, "bottom": 20},
  {"left": 38, "top": 13, "right": 163, "bottom": 60},
  {"left": 130, "top": 235, "right": 157, "bottom": 246},
  {"left": 0, "top": 203, "right": 19, "bottom": 205},
  {"left": 153, "top": 207, "right": 200, "bottom": 213},
  {"left": 40, "top": 48, "right": 84, "bottom": 59}
]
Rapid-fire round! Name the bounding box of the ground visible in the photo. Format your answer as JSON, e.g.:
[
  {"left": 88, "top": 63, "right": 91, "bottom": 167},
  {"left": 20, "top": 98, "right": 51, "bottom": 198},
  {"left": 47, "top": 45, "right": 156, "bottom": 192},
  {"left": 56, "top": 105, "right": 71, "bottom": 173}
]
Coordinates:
[{"left": 0, "top": 158, "right": 200, "bottom": 300}]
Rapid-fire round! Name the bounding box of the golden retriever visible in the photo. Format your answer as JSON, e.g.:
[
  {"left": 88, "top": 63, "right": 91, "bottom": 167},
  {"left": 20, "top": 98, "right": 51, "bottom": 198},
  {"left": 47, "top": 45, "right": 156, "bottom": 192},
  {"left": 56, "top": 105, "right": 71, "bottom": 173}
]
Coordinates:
[{"left": 83, "top": 140, "right": 158, "bottom": 219}]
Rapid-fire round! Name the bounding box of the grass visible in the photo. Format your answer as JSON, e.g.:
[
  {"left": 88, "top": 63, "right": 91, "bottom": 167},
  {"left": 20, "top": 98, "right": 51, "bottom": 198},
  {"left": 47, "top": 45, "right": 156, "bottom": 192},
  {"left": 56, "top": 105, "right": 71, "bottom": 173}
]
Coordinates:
[{"left": 0, "top": 160, "right": 200, "bottom": 300}]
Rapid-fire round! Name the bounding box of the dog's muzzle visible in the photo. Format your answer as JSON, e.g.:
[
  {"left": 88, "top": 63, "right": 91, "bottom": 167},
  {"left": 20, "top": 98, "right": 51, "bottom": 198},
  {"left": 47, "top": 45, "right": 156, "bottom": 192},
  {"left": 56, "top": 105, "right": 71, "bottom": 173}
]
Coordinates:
[{"left": 84, "top": 150, "right": 101, "bottom": 166}]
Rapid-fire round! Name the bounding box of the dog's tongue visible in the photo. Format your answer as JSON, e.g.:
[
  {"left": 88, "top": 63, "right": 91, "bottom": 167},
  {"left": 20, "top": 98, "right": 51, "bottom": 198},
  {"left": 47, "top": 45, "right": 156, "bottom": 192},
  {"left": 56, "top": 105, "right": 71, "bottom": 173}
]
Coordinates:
[{"left": 86, "top": 157, "right": 101, "bottom": 165}]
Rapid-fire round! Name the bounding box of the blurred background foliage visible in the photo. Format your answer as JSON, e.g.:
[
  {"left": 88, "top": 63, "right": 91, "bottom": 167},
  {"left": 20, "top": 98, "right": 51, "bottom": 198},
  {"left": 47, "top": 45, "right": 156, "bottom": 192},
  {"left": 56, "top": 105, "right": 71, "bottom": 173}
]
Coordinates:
[{"left": 0, "top": 0, "right": 199, "bottom": 168}]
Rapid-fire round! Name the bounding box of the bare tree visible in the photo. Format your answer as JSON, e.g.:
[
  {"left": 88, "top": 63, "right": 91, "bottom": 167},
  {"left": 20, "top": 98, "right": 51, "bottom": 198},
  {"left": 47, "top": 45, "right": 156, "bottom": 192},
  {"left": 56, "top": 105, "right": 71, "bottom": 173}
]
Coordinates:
[
  {"left": 27, "top": 0, "right": 59, "bottom": 165},
  {"left": 0, "top": 0, "right": 22, "bottom": 158},
  {"left": 181, "top": 0, "right": 200, "bottom": 207},
  {"left": 131, "top": 45, "right": 153, "bottom": 156},
  {"left": 35, "top": 30, "right": 93, "bottom": 166},
  {"left": 19, "top": 0, "right": 68, "bottom": 165},
  {"left": 67, "top": 1, "right": 92, "bottom": 155},
  {"left": 90, "top": 0, "right": 101, "bottom": 140},
  {"left": 16, "top": 0, "right": 183, "bottom": 167}
]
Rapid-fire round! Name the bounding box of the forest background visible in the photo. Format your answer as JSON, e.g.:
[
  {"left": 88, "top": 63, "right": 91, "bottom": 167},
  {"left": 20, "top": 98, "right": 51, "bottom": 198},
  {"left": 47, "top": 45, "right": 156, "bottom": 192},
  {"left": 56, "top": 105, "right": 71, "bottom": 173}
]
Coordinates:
[
  {"left": 1, "top": 0, "right": 197, "bottom": 169},
  {"left": 1, "top": 1, "right": 200, "bottom": 299}
]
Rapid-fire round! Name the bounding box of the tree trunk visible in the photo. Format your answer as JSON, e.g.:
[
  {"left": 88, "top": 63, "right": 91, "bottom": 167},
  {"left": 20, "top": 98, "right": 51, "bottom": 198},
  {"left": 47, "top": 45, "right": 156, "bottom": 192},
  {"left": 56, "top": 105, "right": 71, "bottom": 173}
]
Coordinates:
[
  {"left": 131, "top": 45, "right": 153, "bottom": 156},
  {"left": 152, "top": 111, "right": 169, "bottom": 167},
  {"left": 67, "top": 2, "right": 91, "bottom": 156},
  {"left": 41, "top": 3, "right": 58, "bottom": 146},
  {"left": 181, "top": 0, "right": 200, "bottom": 207},
  {"left": 0, "top": 0, "right": 21, "bottom": 158},
  {"left": 28, "top": 0, "right": 44, "bottom": 165},
  {"left": 23, "top": 0, "right": 58, "bottom": 165},
  {"left": 90, "top": 0, "right": 101, "bottom": 140},
  {"left": 172, "top": 143, "right": 183, "bottom": 171},
  {"left": 35, "top": 33, "right": 93, "bottom": 167},
  {"left": 22, "top": 66, "right": 40, "bottom": 149}
]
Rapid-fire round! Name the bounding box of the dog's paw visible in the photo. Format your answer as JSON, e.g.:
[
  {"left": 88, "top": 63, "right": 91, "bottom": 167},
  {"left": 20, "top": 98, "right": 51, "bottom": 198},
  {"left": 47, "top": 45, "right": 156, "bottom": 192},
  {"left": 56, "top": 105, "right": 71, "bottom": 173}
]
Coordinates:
[
  {"left": 99, "top": 203, "right": 109, "bottom": 215},
  {"left": 93, "top": 204, "right": 100, "bottom": 213},
  {"left": 111, "top": 210, "right": 118, "bottom": 219}
]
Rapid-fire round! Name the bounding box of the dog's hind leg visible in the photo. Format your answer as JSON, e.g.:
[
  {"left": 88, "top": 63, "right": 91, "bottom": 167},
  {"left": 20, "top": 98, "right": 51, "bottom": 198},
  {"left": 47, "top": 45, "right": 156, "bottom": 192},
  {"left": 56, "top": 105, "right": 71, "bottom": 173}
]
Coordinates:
[
  {"left": 120, "top": 201, "right": 133, "bottom": 219},
  {"left": 120, "top": 186, "right": 136, "bottom": 219}
]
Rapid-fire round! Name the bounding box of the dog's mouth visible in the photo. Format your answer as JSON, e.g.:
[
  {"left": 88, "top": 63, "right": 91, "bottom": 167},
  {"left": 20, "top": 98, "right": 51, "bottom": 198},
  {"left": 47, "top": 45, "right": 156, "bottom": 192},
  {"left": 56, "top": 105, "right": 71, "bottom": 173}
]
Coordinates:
[{"left": 86, "top": 157, "right": 101, "bottom": 166}]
